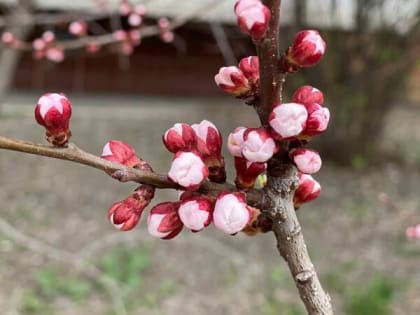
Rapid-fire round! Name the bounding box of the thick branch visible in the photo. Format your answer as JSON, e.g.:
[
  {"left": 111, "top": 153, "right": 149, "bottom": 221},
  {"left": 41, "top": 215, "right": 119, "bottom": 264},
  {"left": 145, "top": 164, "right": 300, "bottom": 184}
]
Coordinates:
[{"left": 0, "top": 136, "right": 262, "bottom": 206}]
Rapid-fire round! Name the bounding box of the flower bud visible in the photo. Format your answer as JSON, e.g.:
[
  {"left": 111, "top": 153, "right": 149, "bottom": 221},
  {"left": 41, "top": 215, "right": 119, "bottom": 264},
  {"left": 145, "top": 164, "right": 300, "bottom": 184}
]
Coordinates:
[
  {"left": 46, "top": 47, "right": 65, "bottom": 63},
  {"left": 234, "top": 156, "right": 266, "bottom": 189},
  {"left": 213, "top": 192, "right": 252, "bottom": 234},
  {"left": 294, "top": 173, "right": 321, "bottom": 207},
  {"left": 292, "top": 85, "right": 324, "bottom": 106},
  {"left": 227, "top": 126, "right": 246, "bottom": 157},
  {"left": 163, "top": 123, "right": 197, "bottom": 153},
  {"left": 406, "top": 224, "right": 420, "bottom": 240},
  {"left": 284, "top": 30, "right": 326, "bottom": 70},
  {"left": 101, "top": 140, "right": 142, "bottom": 168},
  {"left": 108, "top": 185, "right": 155, "bottom": 231},
  {"left": 1, "top": 32, "right": 14, "bottom": 45},
  {"left": 34, "top": 93, "right": 72, "bottom": 146},
  {"left": 178, "top": 197, "right": 213, "bottom": 232},
  {"left": 128, "top": 13, "right": 142, "bottom": 27},
  {"left": 148, "top": 202, "right": 183, "bottom": 240},
  {"left": 234, "top": 0, "right": 271, "bottom": 40},
  {"left": 242, "top": 128, "right": 277, "bottom": 163},
  {"left": 42, "top": 31, "right": 55, "bottom": 43},
  {"left": 238, "top": 56, "right": 259, "bottom": 85},
  {"left": 303, "top": 107, "right": 330, "bottom": 137},
  {"left": 168, "top": 151, "right": 209, "bottom": 190},
  {"left": 214, "top": 66, "right": 251, "bottom": 98},
  {"left": 69, "top": 20, "right": 88, "bottom": 36},
  {"left": 290, "top": 148, "right": 322, "bottom": 174},
  {"left": 269, "top": 103, "right": 308, "bottom": 140}
]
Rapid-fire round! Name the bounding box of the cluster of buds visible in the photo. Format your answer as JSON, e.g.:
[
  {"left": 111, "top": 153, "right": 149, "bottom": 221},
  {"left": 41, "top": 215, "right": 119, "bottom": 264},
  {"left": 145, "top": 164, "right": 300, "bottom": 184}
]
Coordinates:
[
  {"left": 119, "top": 0, "right": 147, "bottom": 27},
  {"left": 113, "top": 29, "right": 142, "bottom": 55},
  {"left": 164, "top": 120, "right": 225, "bottom": 189},
  {"left": 32, "top": 31, "right": 64, "bottom": 63},
  {"left": 34, "top": 93, "right": 72, "bottom": 146},
  {"left": 228, "top": 127, "right": 276, "bottom": 189},
  {"left": 158, "top": 18, "right": 175, "bottom": 43},
  {"left": 280, "top": 30, "right": 326, "bottom": 73},
  {"left": 406, "top": 224, "right": 420, "bottom": 241},
  {"left": 215, "top": 56, "right": 259, "bottom": 102},
  {"left": 234, "top": 0, "right": 271, "bottom": 41},
  {"left": 1, "top": 32, "right": 23, "bottom": 49},
  {"left": 68, "top": 20, "right": 88, "bottom": 37}
]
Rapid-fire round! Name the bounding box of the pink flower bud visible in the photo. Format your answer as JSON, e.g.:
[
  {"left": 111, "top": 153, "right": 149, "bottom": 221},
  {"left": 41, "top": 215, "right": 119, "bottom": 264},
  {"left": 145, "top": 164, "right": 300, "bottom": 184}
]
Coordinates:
[
  {"left": 148, "top": 202, "right": 183, "bottom": 240},
  {"left": 238, "top": 56, "right": 259, "bottom": 84},
  {"left": 1, "top": 32, "right": 14, "bottom": 45},
  {"left": 163, "top": 123, "right": 197, "bottom": 153},
  {"left": 227, "top": 127, "right": 246, "bottom": 157},
  {"left": 134, "top": 4, "right": 147, "bottom": 16},
  {"left": 128, "top": 13, "right": 142, "bottom": 27},
  {"left": 234, "top": 156, "right": 266, "bottom": 189},
  {"left": 191, "top": 120, "right": 222, "bottom": 157},
  {"left": 113, "top": 30, "right": 127, "bottom": 41},
  {"left": 161, "top": 31, "right": 174, "bottom": 43},
  {"left": 406, "top": 224, "right": 420, "bottom": 240},
  {"left": 101, "top": 140, "right": 142, "bottom": 168},
  {"left": 108, "top": 185, "right": 155, "bottom": 231},
  {"left": 34, "top": 93, "right": 72, "bottom": 146},
  {"left": 294, "top": 173, "right": 321, "bottom": 207},
  {"left": 178, "top": 197, "right": 213, "bottom": 232},
  {"left": 269, "top": 103, "right": 308, "bottom": 140},
  {"left": 69, "top": 20, "right": 88, "bottom": 36},
  {"left": 290, "top": 148, "right": 322, "bottom": 174},
  {"left": 303, "top": 107, "right": 330, "bottom": 137},
  {"left": 234, "top": 0, "right": 271, "bottom": 40},
  {"left": 46, "top": 47, "right": 65, "bottom": 63},
  {"left": 168, "top": 151, "right": 209, "bottom": 190},
  {"left": 42, "top": 31, "right": 55, "bottom": 43},
  {"left": 242, "top": 128, "right": 277, "bottom": 163},
  {"left": 32, "top": 38, "right": 46, "bottom": 51},
  {"left": 292, "top": 85, "right": 324, "bottom": 106},
  {"left": 213, "top": 192, "right": 252, "bottom": 234},
  {"left": 214, "top": 66, "right": 250, "bottom": 97},
  {"left": 119, "top": 2, "right": 132, "bottom": 15},
  {"left": 158, "top": 17, "right": 170, "bottom": 30},
  {"left": 286, "top": 30, "right": 326, "bottom": 68},
  {"left": 86, "top": 41, "right": 101, "bottom": 54}
]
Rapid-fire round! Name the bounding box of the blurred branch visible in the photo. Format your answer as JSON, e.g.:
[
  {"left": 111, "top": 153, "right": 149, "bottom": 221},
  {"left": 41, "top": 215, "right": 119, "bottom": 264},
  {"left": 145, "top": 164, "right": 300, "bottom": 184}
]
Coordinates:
[
  {"left": 0, "top": 216, "right": 128, "bottom": 315},
  {"left": 210, "top": 23, "right": 237, "bottom": 65}
]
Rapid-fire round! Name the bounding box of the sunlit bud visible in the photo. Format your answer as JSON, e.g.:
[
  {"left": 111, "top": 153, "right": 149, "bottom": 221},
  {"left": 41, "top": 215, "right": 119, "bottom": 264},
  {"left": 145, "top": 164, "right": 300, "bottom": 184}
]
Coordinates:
[
  {"left": 148, "top": 202, "right": 183, "bottom": 240},
  {"left": 242, "top": 128, "right": 277, "bottom": 163},
  {"left": 238, "top": 56, "right": 259, "bottom": 85},
  {"left": 269, "top": 103, "right": 308, "bottom": 140},
  {"left": 227, "top": 126, "right": 246, "bottom": 157},
  {"left": 213, "top": 192, "right": 252, "bottom": 234},
  {"left": 234, "top": 0, "right": 271, "bottom": 40},
  {"left": 101, "top": 140, "right": 142, "bottom": 168},
  {"left": 42, "top": 31, "right": 55, "bottom": 43},
  {"left": 214, "top": 66, "right": 251, "bottom": 97},
  {"left": 285, "top": 30, "right": 326, "bottom": 70},
  {"left": 292, "top": 85, "right": 324, "bottom": 107},
  {"left": 163, "top": 123, "right": 197, "bottom": 153},
  {"left": 69, "top": 20, "right": 88, "bottom": 36},
  {"left": 128, "top": 13, "right": 142, "bottom": 27},
  {"left": 1, "top": 32, "right": 14, "bottom": 44},
  {"left": 191, "top": 120, "right": 222, "bottom": 157},
  {"left": 168, "top": 151, "right": 209, "bottom": 190},
  {"left": 234, "top": 156, "right": 266, "bottom": 189},
  {"left": 303, "top": 107, "right": 330, "bottom": 137},
  {"left": 108, "top": 185, "right": 155, "bottom": 231},
  {"left": 406, "top": 224, "right": 420, "bottom": 240},
  {"left": 34, "top": 93, "right": 72, "bottom": 146},
  {"left": 33, "top": 38, "right": 46, "bottom": 51},
  {"left": 178, "top": 197, "right": 213, "bottom": 232},
  {"left": 46, "top": 47, "right": 65, "bottom": 63},
  {"left": 294, "top": 173, "right": 321, "bottom": 207},
  {"left": 290, "top": 148, "right": 322, "bottom": 174}
]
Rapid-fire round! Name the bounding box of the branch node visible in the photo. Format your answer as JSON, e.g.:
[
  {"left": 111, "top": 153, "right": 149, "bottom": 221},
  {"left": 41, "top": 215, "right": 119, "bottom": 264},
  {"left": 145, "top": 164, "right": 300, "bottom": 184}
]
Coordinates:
[{"left": 295, "top": 269, "right": 315, "bottom": 284}]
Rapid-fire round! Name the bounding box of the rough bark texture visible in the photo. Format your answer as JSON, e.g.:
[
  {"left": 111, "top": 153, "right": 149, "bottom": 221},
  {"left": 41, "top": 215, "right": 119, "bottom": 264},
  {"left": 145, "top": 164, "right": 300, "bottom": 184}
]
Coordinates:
[{"left": 258, "top": 1, "right": 333, "bottom": 314}]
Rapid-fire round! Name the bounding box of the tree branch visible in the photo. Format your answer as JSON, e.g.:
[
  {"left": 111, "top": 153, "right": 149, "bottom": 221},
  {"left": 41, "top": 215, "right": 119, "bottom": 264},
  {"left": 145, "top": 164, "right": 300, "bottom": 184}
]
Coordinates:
[{"left": 0, "top": 136, "right": 263, "bottom": 206}]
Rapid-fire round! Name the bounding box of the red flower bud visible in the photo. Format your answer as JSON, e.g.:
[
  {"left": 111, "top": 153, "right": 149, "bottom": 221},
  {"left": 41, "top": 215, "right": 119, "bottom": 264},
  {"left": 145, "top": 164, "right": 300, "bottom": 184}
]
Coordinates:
[
  {"left": 302, "top": 107, "right": 330, "bottom": 137},
  {"left": 269, "top": 103, "right": 308, "bottom": 140},
  {"left": 178, "top": 197, "right": 213, "bottom": 232},
  {"left": 294, "top": 173, "right": 321, "bottom": 207},
  {"left": 148, "top": 202, "right": 183, "bottom": 240},
  {"left": 238, "top": 56, "right": 259, "bottom": 85},
  {"left": 234, "top": 156, "right": 266, "bottom": 189},
  {"left": 290, "top": 148, "right": 322, "bottom": 174},
  {"left": 168, "top": 151, "right": 209, "bottom": 190},
  {"left": 34, "top": 93, "right": 72, "bottom": 146},
  {"left": 234, "top": 0, "right": 271, "bottom": 40},
  {"left": 163, "top": 123, "right": 197, "bottom": 153},
  {"left": 242, "top": 128, "right": 277, "bottom": 163},
  {"left": 214, "top": 66, "right": 251, "bottom": 98},
  {"left": 101, "top": 140, "right": 142, "bottom": 168},
  {"left": 292, "top": 85, "right": 324, "bottom": 107}
]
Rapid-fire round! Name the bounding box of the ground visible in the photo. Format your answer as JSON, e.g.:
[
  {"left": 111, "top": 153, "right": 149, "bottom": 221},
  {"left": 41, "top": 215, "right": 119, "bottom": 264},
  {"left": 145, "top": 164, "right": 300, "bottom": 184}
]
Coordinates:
[{"left": 0, "top": 93, "right": 419, "bottom": 315}]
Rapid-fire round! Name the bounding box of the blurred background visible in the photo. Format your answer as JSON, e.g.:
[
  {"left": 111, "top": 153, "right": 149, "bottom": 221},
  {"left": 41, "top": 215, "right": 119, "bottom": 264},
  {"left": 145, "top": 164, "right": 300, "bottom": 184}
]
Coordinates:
[{"left": 0, "top": 0, "right": 419, "bottom": 314}]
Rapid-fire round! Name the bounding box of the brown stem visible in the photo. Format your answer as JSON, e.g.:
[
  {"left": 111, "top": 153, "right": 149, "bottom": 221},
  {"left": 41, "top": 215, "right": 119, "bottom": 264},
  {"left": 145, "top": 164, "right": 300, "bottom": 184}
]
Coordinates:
[
  {"left": 0, "top": 136, "right": 262, "bottom": 206},
  {"left": 257, "top": 1, "right": 333, "bottom": 314}
]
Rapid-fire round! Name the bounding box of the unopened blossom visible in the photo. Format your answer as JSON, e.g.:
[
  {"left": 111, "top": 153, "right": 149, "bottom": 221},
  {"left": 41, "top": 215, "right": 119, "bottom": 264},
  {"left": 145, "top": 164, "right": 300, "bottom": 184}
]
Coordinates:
[
  {"left": 69, "top": 20, "right": 88, "bottom": 36},
  {"left": 178, "top": 197, "right": 213, "bottom": 232},
  {"left": 108, "top": 185, "right": 155, "bottom": 231},
  {"left": 234, "top": 0, "right": 271, "bottom": 40},
  {"left": 128, "top": 13, "right": 142, "bottom": 27},
  {"left": 290, "top": 148, "right": 322, "bottom": 174},
  {"left": 242, "top": 128, "right": 277, "bottom": 163},
  {"left": 406, "top": 224, "right": 420, "bottom": 240},
  {"left": 148, "top": 202, "right": 183, "bottom": 240},
  {"left": 214, "top": 66, "right": 250, "bottom": 97},
  {"left": 1, "top": 32, "right": 14, "bottom": 45},
  {"left": 283, "top": 30, "right": 326, "bottom": 71},
  {"left": 238, "top": 56, "right": 259, "bottom": 85},
  {"left": 292, "top": 85, "right": 324, "bottom": 107},
  {"left": 34, "top": 93, "right": 72, "bottom": 146},
  {"left": 269, "top": 103, "right": 308, "bottom": 140},
  {"left": 45, "top": 47, "right": 65, "bottom": 63},
  {"left": 234, "top": 156, "right": 266, "bottom": 189},
  {"left": 158, "top": 17, "right": 174, "bottom": 43},
  {"left": 168, "top": 151, "right": 209, "bottom": 190},
  {"left": 227, "top": 127, "right": 246, "bottom": 157},
  {"left": 213, "top": 192, "right": 252, "bottom": 234},
  {"left": 294, "top": 173, "right": 321, "bottom": 207},
  {"left": 42, "top": 31, "right": 55, "bottom": 43},
  {"left": 303, "top": 106, "right": 330, "bottom": 137},
  {"left": 101, "top": 140, "right": 142, "bottom": 168},
  {"left": 163, "top": 123, "right": 197, "bottom": 153}
]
